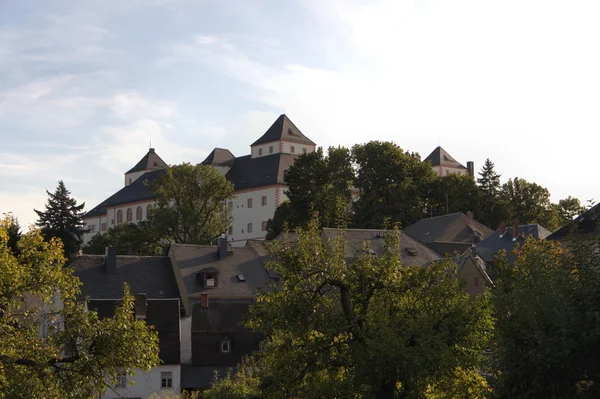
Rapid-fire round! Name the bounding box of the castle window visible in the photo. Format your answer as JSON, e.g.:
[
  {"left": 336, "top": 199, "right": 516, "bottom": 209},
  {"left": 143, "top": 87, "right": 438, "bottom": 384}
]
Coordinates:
[
  {"left": 269, "top": 146, "right": 273, "bottom": 154},
  {"left": 258, "top": 148, "right": 263, "bottom": 156},
  {"left": 248, "top": 223, "right": 253, "bottom": 233},
  {"left": 147, "top": 204, "right": 152, "bottom": 216},
  {"left": 221, "top": 340, "right": 231, "bottom": 353},
  {"left": 247, "top": 198, "right": 253, "bottom": 208},
  {"left": 101, "top": 223, "right": 107, "bottom": 231},
  {"left": 262, "top": 221, "right": 267, "bottom": 231},
  {"left": 261, "top": 196, "right": 267, "bottom": 206},
  {"left": 302, "top": 148, "right": 307, "bottom": 154},
  {"left": 290, "top": 146, "right": 295, "bottom": 153},
  {"left": 126, "top": 208, "right": 133, "bottom": 222},
  {"left": 136, "top": 206, "right": 143, "bottom": 221},
  {"left": 116, "top": 210, "right": 123, "bottom": 224}
]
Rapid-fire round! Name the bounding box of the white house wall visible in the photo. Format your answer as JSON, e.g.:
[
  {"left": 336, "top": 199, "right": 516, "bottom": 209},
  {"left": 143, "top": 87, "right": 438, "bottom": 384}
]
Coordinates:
[
  {"left": 229, "top": 187, "right": 279, "bottom": 243},
  {"left": 180, "top": 315, "right": 192, "bottom": 364},
  {"left": 251, "top": 141, "right": 315, "bottom": 158},
  {"left": 124, "top": 170, "right": 149, "bottom": 186},
  {"left": 101, "top": 364, "right": 181, "bottom": 399},
  {"left": 433, "top": 166, "right": 469, "bottom": 177}
]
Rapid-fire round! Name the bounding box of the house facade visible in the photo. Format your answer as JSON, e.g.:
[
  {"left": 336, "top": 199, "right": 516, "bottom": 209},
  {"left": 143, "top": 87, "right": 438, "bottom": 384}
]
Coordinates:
[
  {"left": 424, "top": 146, "right": 474, "bottom": 178},
  {"left": 82, "top": 114, "right": 316, "bottom": 246}
]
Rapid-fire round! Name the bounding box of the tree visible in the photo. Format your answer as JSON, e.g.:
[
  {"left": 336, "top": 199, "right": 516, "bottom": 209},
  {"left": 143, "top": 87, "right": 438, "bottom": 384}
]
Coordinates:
[
  {"left": 34, "top": 180, "right": 86, "bottom": 259},
  {"left": 476, "top": 159, "right": 506, "bottom": 229},
  {"left": 3, "top": 212, "right": 21, "bottom": 255},
  {"left": 500, "top": 177, "right": 559, "bottom": 230},
  {"left": 491, "top": 234, "right": 600, "bottom": 398},
  {"left": 557, "top": 196, "right": 587, "bottom": 226},
  {"left": 477, "top": 159, "right": 501, "bottom": 198},
  {"left": 352, "top": 141, "right": 438, "bottom": 229},
  {"left": 0, "top": 217, "right": 160, "bottom": 398},
  {"left": 429, "top": 174, "right": 480, "bottom": 217},
  {"left": 205, "top": 218, "right": 493, "bottom": 399},
  {"left": 148, "top": 163, "right": 234, "bottom": 244},
  {"left": 83, "top": 220, "right": 167, "bottom": 256},
  {"left": 265, "top": 201, "right": 299, "bottom": 240}
]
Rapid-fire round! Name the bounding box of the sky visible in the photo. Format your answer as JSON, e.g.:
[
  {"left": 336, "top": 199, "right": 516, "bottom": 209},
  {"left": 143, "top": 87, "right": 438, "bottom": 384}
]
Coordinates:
[{"left": 2, "top": 0, "right": 599, "bottom": 228}]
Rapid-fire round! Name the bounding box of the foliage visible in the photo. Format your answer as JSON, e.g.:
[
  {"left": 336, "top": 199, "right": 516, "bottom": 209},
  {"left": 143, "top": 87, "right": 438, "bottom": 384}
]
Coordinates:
[
  {"left": 500, "top": 177, "right": 559, "bottom": 230},
  {"left": 83, "top": 220, "right": 167, "bottom": 256},
  {"left": 148, "top": 163, "right": 235, "bottom": 244},
  {"left": 353, "top": 141, "right": 438, "bottom": 229},
  {"left": 203, "top": 362, "right": 261, "bottom": 399},
  {"left": 206, "top": 217, "right": 493, "bottom": 399},
  {"left": 556, "top": 196, "right": 587, "bottom": 226},
  {"left": 491, "top": 234, "right": 600, "bottom": 398},
  {"left": 34, "top": 180, "right": 86, "bottom": 259},
  {"left": 3, "top": 213, "right": 21, "bottom": 256},
  {"left": 476, "top": 159, "right": 507, "bottom": 229},
  {"left": 429, "top": 174, "right": 480, "bottom": 218},
  {"left": 0, "top": 217, "right": 160, "bottom": 398},
  {"left": 265, "top": 201, "right": 298, "bottom": 241}
]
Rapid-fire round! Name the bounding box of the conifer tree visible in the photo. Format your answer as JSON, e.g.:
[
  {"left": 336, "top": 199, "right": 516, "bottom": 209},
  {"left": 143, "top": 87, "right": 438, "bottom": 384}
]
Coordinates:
[
  {"left": 34, "top": 180, "right": 86, "bottom": 258},
  {"left": 4, "top": 213, "right": 21, "bottom": 255},
  {"left": 476, "top": 159, "right": 507, "bottom": 229},
  {"left": 477, "top": 158, "right": 501, "bottom": 197}
]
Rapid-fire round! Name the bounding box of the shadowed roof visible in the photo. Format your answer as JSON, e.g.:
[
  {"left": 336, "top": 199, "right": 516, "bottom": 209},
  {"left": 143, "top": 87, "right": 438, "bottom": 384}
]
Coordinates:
[
  {"left": 225, "top": 153, "right": 297, "bottom": 191},
  {"left": 424, "top": 146, "right": 466, "bottom": 169},
  {"left": 403, "top": 213, "right": 493, "bottom": 245},
  {"left": 202, "top": 148, "right": 236, "bottom": 166},
  {"left": 547, "top": 202, "right": 599, "bottom": 240},
  {"left": 125, "top": 148, "right": 168, "bottom": 174},
  {"left": 251, "top": 114, "right": 316, "bottom": 146},
  {"left": 474, "top": 224, "right": 552, "bottom": 263}
]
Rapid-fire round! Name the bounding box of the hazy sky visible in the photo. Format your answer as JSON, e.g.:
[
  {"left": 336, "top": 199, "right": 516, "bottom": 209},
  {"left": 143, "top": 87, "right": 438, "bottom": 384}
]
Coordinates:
[{"left": 2, "top": 0, "right": 599, "bottom": 227}]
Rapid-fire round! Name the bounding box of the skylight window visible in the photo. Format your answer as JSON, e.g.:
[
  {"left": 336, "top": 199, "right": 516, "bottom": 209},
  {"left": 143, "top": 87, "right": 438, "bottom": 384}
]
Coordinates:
[{"left": 237, "top": 274, "right": 245, "bottom": 281}]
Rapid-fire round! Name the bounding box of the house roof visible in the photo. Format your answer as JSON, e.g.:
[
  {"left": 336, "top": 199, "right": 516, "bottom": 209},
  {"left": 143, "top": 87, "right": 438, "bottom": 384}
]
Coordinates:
[
  {"left": 169, "top": 244, "right": 274, "bottom": 299},
  {"left": 321, "top": 228, "right": 443, "bottom": 267},
  {"left": 125, "top": 148, "right": 168, "bottom": 174},
  {"left": 458, "top": 247, "right": 494, "bottom": 285},
  {"left": 69, "top": 254, "right": 181, "bottom": 300},
  {"left": 250, "top": 114, "right": 316, "bottom": 146},
  {"left": 547, "top": 203, "right": 600, "bottom": 241},
  {"left": 202, "top": 148, "right": 236, "bottom": 166},
  {"left": 403, "top": 213, "right": 494, "bottom": 246},
  {"left": 192, "top": 302, "right": 251, "bottom": 333},
  {"left": 423, "top": 146, "right": 466, "bottom": 169},
  {"left": 88, "top": 299, "right": 180, "bottom": 364},
  {"left": 225, "top": 153, "right": 298, "bottom": 191},
  {"left": 474, "top": 224, "right": 552, "bottom": 263},
  {"left": 84, "top": 169, "right": 164, "bottom": 218}
]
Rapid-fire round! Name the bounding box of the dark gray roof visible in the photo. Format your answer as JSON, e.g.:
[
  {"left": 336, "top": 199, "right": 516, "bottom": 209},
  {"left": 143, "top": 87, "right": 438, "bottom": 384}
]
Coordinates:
[
  {"left": 547, "top": 203, "right": 600, "bottom": 241},
  {"left": 88, "top": 299, "right": 180, "bottom": 364},
  {"left": 225, "top": 153, "right": 297, "bottom": 191},
  {"left": 125, "top": 148, "right": 168, "bottom": 174},
  {"left": 84, "top": 169, "right": 164, "bottom": 218},
  {"left": 403, "top": 213, "right": 494, "bottom": 253},
  {"left": 69, "top": 255, "right": 181, "bottom": 299},
  {"left": 169, "top": 244, "right": 274, "bottom": 299},
  {"left": 193, "top": 301, "right": 251, "bottom": 333},
  {"left": 181, "top": 365, "right": 234, "bottom": 389},
  {"left": 474, "top": 224, "right": 552, "bottom": 263},
  {"left": 423, "top": 146, "right": 466, "bottom": 169},
  {"left": 202, "top": 148, "right": 236, "bottom": 166},
  {"left": 250, "top": 114, "right": 316, "bottom": 146},
  {"left": 321, "top": 228, "right": 443, "bottom": 267}
]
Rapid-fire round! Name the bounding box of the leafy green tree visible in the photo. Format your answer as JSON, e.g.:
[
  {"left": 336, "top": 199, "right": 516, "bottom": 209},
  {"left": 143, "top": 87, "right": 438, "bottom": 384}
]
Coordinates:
[
  {"left": 148, "top": 163, "right": 234, "bottom": 244},
  {"left": 352, "top": 141, "right": 438, "bottom": 229},
  {"left": 265, "top": 201, "right": 299, "bottom": 240},
  {"left": 34, "top": 180, "right": 86, "bottom": 259},
  {"left": 0, "top": 217, "right": 160, "bottom": 398},
  {"left": 500, "top": 177, "right": 559, "bottom": 230},
  {"left": 476, "top": 159, "right": 506, "bottom": 229},
  {"left": 83, "top": 221, "right": 167, "bottom": 256},
  {"left": 491, "top": 234, "right": 600, "bottom": 398},
  {"left": 429, "top": 174, "right": 480, "bottom": 217},
  {"left": 557, "top": 196, "right": 587, "bottom": 226},
  {"left": 206, "top": 218, "right": 493, "bottom": 399},
  {"left": 3, "top": 213, "right": 21, "bottom": 255}
]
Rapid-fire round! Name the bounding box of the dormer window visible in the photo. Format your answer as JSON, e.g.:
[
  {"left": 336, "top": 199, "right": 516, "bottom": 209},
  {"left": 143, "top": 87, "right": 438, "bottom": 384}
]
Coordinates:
[
  {"left": 221, "top": 340, "right": 231, "bottom": 353},
  {"left": 205, "top": 272, "right": 217, "bottom": 287},
  {"left": 258, "top": 148, "right": 263, "bottom": 156},
  {"left": 269, "top": 146, "right": 273, "bottom": 154},
  {"left": 196, "top": 267, "right": 220, "bottom": 288}
]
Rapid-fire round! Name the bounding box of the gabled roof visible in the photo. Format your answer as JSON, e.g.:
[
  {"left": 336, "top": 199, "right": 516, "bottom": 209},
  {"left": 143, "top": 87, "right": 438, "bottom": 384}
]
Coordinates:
[
  {"left": 474, "top": 224, "right": 552, "bottom": 263},
  {"left": 125, "top": 148, "right": 168, "bottom": 174},
  {"left": 251, "top": 114, "right": 316, "bottom": 146},
  {"left": 423, "top": 146, "right": 466, "bottom": 169},
  {"left": 403, "top": 213, "right": 494, "bottom": 246},
  {"left": 547, "top": 203, "right": 600, "bottom": 241},
  {"left": 458, "top": 247, "right": 494, "bottom": 285},
  {"left": 225, "top": 153, "right": 297, "bottom": 191},
  {"left": 202, "top": 148, "right": 236, "bottom": 166},
  {"left": 84, "top": 169, "right": 164, "bottom": 218},
  {"left": 69, "top": 254, "right": 181, "bottom": 299}
]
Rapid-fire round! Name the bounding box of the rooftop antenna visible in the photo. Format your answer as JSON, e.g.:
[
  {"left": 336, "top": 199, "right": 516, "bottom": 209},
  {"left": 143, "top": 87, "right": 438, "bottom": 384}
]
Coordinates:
[{"left": 149, "top": 138, "right": 152, "bottom": 148}]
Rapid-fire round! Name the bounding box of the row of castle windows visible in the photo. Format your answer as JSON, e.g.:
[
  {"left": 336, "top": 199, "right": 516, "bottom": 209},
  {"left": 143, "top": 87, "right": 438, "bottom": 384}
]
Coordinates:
[
  {"left": 227, "top": 221, "right": 268, "bottom": 235},
  {"left": 257, "top": 145, "right": 308, "bottom": 156},
  {"left": 115, "top": 204, "right": 153, "bottom": 225}
]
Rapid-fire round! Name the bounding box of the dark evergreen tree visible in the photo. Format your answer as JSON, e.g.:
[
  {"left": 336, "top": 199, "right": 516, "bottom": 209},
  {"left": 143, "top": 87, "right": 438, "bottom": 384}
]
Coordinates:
[
  {"left": 476, "top": 158, "right": 507, "bottom": 229},
  {"left": 5, "top": 214, "right": 21, "bottom": 255},
  {"left": 477, "top": 158, "right": 501, "bottom": 197},
  {"left": 34, "top": 181, "right": 86, "bottom": 258}
]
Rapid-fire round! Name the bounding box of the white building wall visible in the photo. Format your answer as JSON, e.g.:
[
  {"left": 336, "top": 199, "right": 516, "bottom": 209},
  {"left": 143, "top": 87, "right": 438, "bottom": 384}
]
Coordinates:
[
  {"left": 229, "top": 187, "right": 278, "bottom": 243},
  {"left": 251, "top": 142, "right": 315, "bottom": 158},
  {"left": 124, "top": 170, "right": 149, "bottom": 186},
  {"left": 251, "top": 142, "right": 280, "bottom": 158},
  {"left": 82, "top": 200, "right": 155, "bottom": 245},
  {"left": 281, "top": 142, "right": 314, "bottom": 156},
  {"left": 180, "top": 315, "right": 192, "bottom": 364},
  {"left": 100, "top": 364, "right": 181, "bottom": 399}
]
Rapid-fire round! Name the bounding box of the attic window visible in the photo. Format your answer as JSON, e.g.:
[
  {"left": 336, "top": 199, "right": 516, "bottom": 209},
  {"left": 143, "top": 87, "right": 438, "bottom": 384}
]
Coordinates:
[
  {"left": 406, "top": 247, "right": 418, "bottom": 256},
  {"left": 221, "top": 340, "right": 231, "bottom": 353},
  {"left": 205, "top": 272, "right": 217, "bottom": 287},
  {"left": 237, "top": 274, "right": 246, "bottom": 282}
]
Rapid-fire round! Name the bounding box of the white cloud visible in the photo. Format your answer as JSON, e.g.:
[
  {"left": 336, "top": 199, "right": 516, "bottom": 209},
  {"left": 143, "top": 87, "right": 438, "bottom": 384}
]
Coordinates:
[{"left": 111, "top": 93, "right": 177, "bottom": 120}]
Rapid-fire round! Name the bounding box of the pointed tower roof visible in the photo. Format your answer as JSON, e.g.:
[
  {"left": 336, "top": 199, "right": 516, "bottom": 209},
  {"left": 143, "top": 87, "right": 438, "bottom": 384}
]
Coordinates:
[
  {"left": 125, "top": 148, "right": 168, "bottom": 174},
  {"left": 202, "top": 148, "right": 235, "bottom": 166},
  {"left": 424, "top": 146, "right": 466, "bottom": 169},
  {"left": 251, "top": 114, "right": 316, "bottom": 146}
]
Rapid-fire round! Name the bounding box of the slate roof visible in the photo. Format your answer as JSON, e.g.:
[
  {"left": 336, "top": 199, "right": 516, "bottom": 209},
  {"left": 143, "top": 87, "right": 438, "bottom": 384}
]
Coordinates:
[
  {"left": 125, "top": 148, "right": 168, "bottom": 174},
  {"left": 69, "top": 255, "right": 181, "bottom": 300},
  {"left": 403, "top": 213, "right": 494, "bottom": 255},
  {"left": 474, "top": 224, "right": 552, "bottom": 264},
  {"left": 225, "top": 153, "right": 298, "bottom": 191},
  {"left": 423, "top": 146, "right": 466, "bottom": 169},
  {"left": 169, "top": 244, "right": 274, "bottom": 299},
  {"left": 321, "top": 228, "right": 443, "bottom": 267},
  {"left": 88, "top": 299, "right": 181, "bottom": 364},
  {"left": 202, "top": 148, "right": 236, "bottom": 166},
  {"left": 84, "top": 169, "right": 164, "bottom": 218},
  {"left": 251, "top": 114, "right": 316, "bottom": 146},
  {"left": 547, "top": 203, "right": 600, "bottom": 240}
]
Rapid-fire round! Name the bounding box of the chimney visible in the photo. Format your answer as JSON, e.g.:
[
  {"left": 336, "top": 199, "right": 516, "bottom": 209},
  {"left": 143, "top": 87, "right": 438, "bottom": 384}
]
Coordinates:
[
  {"left": 104, "top": 247, "right": 117, "bottom": 274},
  {"left": 467, "top": 211, "right": 473, "bottom": 219},
  {"left": 499, "top": 221, "right": 506, "bottom": 236},
  {"left": 512, "top": 219, "right": 519, "bottom": 240},
  {"left": 467, "top": 161, "right": 475, "bottom": 178},
  {"left": 218, "top": 237, "right": 228, "bottom": 259},
  {"left": 200, "top": 293, "right": 209, "bottom": 308},
  {"left": 149, "top": 148, "right": 155, "bottom": 153},
  {"left": 135, "top": 293, "right": 147, "bottom": 319}
]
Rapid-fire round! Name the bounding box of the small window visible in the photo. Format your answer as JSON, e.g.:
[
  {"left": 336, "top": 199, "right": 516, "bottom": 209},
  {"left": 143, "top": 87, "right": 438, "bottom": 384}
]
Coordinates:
[
  {"left": 248, "top": 223, "right": 253, "bottom": 233},
  {"left": 473, "top": 277, "right": 480, "bottom": 287},
  {"left": 126, "top": 208, "right": 133, "bottom": 222},
  {"left": 90, "top": 225, "right": 95, "bottom": 233},
  {"left": 269, "top": 146, "right": 273, "bottom": 154},
  {"left": 205, "top": 272, "right": 217, "bottom": 287},
  {"left": 302, "top": 148, "right": 307, "bottom": 154},
  {"left": 136, "top": 206, "right": 143, "bottom": 221},
  {"left": 147, "top": 204, "right": 152, "bottom": 216},
  {"left": 290, "top": 145, "right": 295, "bottom": 153},
  {"left": 116, "top": 369, "right": 127, "bottom": 388},
  {"left": 101, "top": 223, "right": 107, "bottom": 231},
  {"left": 116, "top": 210, "right": 123, "bottom": 224},
  {"left": 247, "top": 198, "right": 253, "bottom": 208},
  {"left": 161, "top": 371, "right": 173, "bottom": 389},
  {"left": 261, "top": 221, "right": 268, "bottom": 231},
  {"left": 228, "top": 226, "right": 233, "bottom": 235},
  {"left": 221, "top": 340, "right": 231, "bottom": 353},
  {"left": 258, "top": 148, "right": 263, "bottom": 156},
  {"left": 261, "top": 196, "right": 267, "bottom": 206}
]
